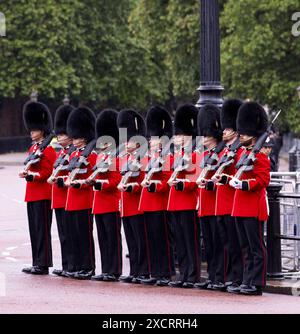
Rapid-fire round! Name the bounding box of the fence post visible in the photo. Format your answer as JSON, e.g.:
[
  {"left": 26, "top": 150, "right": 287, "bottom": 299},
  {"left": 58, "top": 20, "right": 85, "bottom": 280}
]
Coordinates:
[
  {"left": 289, "top": 145, "right": 296, "bottom": 171},
  {"left": 267, "top": 182, "right": 284, "bottom": 279}
]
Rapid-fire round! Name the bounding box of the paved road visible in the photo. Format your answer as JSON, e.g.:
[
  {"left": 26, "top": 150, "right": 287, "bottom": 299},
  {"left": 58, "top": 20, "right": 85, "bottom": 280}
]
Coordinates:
[{"left": 1, "top": 164, "right": 300, "bottom": 314}]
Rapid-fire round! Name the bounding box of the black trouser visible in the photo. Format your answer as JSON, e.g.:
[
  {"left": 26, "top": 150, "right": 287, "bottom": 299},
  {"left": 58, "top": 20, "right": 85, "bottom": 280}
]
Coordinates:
[
  {"left": 55, "top": 208, "right": 69, "bottom": 271},
  {"left": 144, "top": 211, "right": 174, "bottom": 279},
  {"left": 67, "top": 209, "right": 95, "bottom": 272},
  {"left": 95, "top": 212, "right": 122, "bottom": 277},
  {"left": 166, "top": 212, "right": 177, "bottom": 269},
  {"left": 216, "top": 215, "right": 244, "bottom": 284},
  {"left": 27, "top": 200, "right": 53, "bottom": 267},
  {"left": 122, "top": 214, "right": 150, "bottom": 277},
  {"left": 200, "top": 216, "right": 223, "bottom": 283},
  {"left": 170, "top": 210, "right": 201, "bottom": 283},
  {"left": 215, "top": 215, "right": 244, "bottom": 284},
  {"left": 235, "top": 217, "right": 267, "bottom": 287}
]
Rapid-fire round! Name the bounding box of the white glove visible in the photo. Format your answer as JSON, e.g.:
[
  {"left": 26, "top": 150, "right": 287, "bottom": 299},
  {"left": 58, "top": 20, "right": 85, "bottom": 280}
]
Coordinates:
[{"left": 229, "top": 177, "right": 243, "bottom": 189}]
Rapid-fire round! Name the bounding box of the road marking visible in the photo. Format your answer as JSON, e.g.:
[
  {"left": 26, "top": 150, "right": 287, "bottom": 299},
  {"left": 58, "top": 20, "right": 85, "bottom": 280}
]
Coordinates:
[
  {"left": 5, "top": 257, "right": 18, "bottom": 262},
  {"left": 1, "top": 251, "right": 10, "bottom": 256},
  {"left": 0, "top": 193, "right": 23, "bottom": 204},
  {"left": 21, "top": 242, "right": 31, "bottom": 246},
  {"left": 6, "top": 246, "right": 18, "bottom": 251}
]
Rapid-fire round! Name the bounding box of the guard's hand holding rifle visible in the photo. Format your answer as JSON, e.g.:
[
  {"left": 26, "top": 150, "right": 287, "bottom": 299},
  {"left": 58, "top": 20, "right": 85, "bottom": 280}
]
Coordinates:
[
  {"left": 118, "top": 182, "right": 139, "bottom": 192},
  {"left": 82, "top": 143, "right": 125, "bottom": 188},
  {"left": 210, "top": 137, "right": 242, "bottom": 185},
  {"left": 167, "top": 152, "right": 191, "bottom": 187},
  {"left": 141, "top": 179, "right": 162, "bottom": 188},
  {"left": 229, "top": 177, "right": 243, "bottom": 189},
  {"left": 143, "top": 140, "right": 172, "bottom": 188},
  {"left": 64, "top": 139, "right": 96, "bottom": 188},
  {"left": 47, "top": 145, "right": 76, "bottom": 185},
  {"left": 196, "top": 140, "right": 226, "bottom": 188},
  {"left": 117, "top": 143, "right": 147, "bottom": 192},
  {"left": 20, "top": 133, "right": 55, "bottom": 180}
]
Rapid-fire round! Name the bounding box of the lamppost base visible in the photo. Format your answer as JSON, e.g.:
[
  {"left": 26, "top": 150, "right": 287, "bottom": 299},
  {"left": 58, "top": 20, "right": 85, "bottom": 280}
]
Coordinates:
[
  {"left": 267, "top": 272, "right": 285, "bottom": 280},
  {"left": 196, "top": 84, "right": 224, "bottom": 108}
]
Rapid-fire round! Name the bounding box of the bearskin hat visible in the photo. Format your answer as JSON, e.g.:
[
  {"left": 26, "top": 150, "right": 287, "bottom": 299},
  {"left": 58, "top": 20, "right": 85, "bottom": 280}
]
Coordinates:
[
  {"left": 54, "top": 104, "right": 74, "bottom": 135},
  {"left": 197, "top": 104, "right": 222, "bottom": 141},
  {"left": 96, "top": 109, "right": 119, "bottom": 143},
  {"left": 23, "top": 101, "right": 52, "bottom": 134},
  {"left": 146, "top": 106, "right": 173, "bottom": 138},
  {"left": 117, "top": 109, "right": 146, "bottom": 139},
  {"left": 236, "top": 102, "right": 268, "bottom": 137},
  {"left": 174, "top": 104, "right": 198, "bottom": 138},
  {"left": 67, "top": 106, "right": 96, "bottom": 142},
  {"left": 221, "top": 98, "right": 243, "bottom": 131}
]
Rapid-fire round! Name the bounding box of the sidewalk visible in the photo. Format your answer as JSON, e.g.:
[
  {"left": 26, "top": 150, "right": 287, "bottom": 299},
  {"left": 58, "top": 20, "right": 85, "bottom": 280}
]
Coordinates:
[{"left": 0, "top": 152, "right": 26, "bottom": 166}]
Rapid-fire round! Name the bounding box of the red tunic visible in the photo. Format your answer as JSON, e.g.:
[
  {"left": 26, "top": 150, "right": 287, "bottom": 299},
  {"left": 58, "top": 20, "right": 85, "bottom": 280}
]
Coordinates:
[
  {"left": 65, "top": 149, "right": 97, "bottom": 211},
  {"left": 92, "top": 153, "right": 121, "bottom": 215},
  {"left": 51, "top": 147, "right": 70, "bottom": 209},
  {"left": 215, "top": 146, "right": 244, "bottom": 216},
  {"left": 232, "top": 149, "right": 270, "bottom": 221},
  {"left": 197, "top": 150, "right": 217, "bottom": 217},
  {"left": 119, "top": 153, "right": 146, "bottom": 217},
  {"left": 167, "top": 151, "right": 198, "bottom": 211},
  {"left": 25, "top": 144, "right": 56, "bottom": 202},
  {"left": 139, "top": 153, "right": 173, "bottom": 212}
]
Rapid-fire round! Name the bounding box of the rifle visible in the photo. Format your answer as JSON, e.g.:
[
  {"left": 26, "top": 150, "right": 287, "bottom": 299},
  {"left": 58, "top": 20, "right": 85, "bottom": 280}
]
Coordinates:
[
  {"left": 47, "top": 145, "right": 76, "bottom": 184},
  {"left": 84, "top": 143, "right": 125, "bottom": 185},
  {"left": 142, "top": 140, "right": 173, "bottom": 187},
  {"left": 65, "top": 139, "right": 96, "bottom": 185},
  {"left": 22, "top": 133, "right": 55, "bottom": 173},
  {"left": 117, "top": 143, "right": 148, "bottom": 191},
  {"left": 167, "top": 141, "right": 194, "bottom": 187},
  {"left": 196, "top": 140, "right": 226, "bottom": 187},
  {"left": 234, "top": 109, "right": 281, "bottom": 180},
  {"left": 210, "top": 138, "right": 242, "bottom": 183}
]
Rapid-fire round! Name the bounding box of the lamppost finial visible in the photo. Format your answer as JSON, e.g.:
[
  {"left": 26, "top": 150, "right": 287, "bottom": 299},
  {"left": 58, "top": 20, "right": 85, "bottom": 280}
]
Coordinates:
[
  {"left": 63, "top": 95, "right": 70, "bottom": 105},
  {"left": 296, "top": 86, "right": 300, "bottom": 101},
  {"left": 30, "top": 90, "right": 38, "bottom": 102}
]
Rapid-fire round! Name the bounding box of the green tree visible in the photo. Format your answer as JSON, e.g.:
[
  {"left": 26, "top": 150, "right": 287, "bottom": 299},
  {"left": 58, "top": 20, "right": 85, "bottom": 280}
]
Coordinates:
[
  {"left": 221, "top": 0, "right": 300, "bottom": 131},
  {"left": 0, "top": 0, "right": 91, "bottom": 99}
]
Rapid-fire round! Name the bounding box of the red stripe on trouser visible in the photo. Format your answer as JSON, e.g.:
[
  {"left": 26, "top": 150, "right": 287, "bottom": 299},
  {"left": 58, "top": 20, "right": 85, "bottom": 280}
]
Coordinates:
[
  {"left": 193, "top": 212, "right": 201, "bottom": 280},
  {"left": 163, "top": 212, "right": 172, "bottom": 276}
]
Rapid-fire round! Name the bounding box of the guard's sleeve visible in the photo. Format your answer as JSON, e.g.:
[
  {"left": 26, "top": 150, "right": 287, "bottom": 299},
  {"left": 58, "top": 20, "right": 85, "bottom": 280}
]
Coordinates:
[
  {"left": 33, "top": 147, "right": 56, "bottom": 182},
  {"left": 148, "top": 170, "right": 171, "bottom": 193},
  {"left": 241, "top": 153, "right": 271, "bottom": 191},
  {"left": 95, "top": 158, "right": 121, "bottom": 192},
  {"left": 75, "top": 152, "right": 97, "bottom": 189},
  {"left": 125, "top": 171, "right": 144, "bottom": 193}
]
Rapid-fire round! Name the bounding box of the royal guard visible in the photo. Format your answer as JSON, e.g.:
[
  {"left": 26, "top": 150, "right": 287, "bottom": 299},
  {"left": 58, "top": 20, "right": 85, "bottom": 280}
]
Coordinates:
[
  {"left": 20, "top": 94, "right": 56, "bottom": 275},
  {"left": 167, "top": 104, "right": 200, "bottom": 288},
  {"left": 117, "top": 109, "right": 150, "bottom": 284},
  {"left": 229, "top": 102, "right": 270, "bottom": 295},
  {"left": 64, "top": 107, "right": 97, "bottom": 280},
  {"left": 90, "top": 109, "right": 122, "bottom": 282},
  {"left": 139, "top": 106, "right": 175, "bottom": 287},
  {"left": 211, "top": 99, "right": 244, "bottom": 291},
  {"left": 48, "top": 97, "right": 74, "bottom": 277},
  {"left": 194, "top": 104, "right": 223, "bottom": 290}
]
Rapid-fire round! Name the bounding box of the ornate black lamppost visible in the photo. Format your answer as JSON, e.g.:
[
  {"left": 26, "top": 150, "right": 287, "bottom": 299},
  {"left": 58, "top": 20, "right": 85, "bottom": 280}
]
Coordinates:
[{"left": 196, "top": 0, "right": 224, "bottom": 108}]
